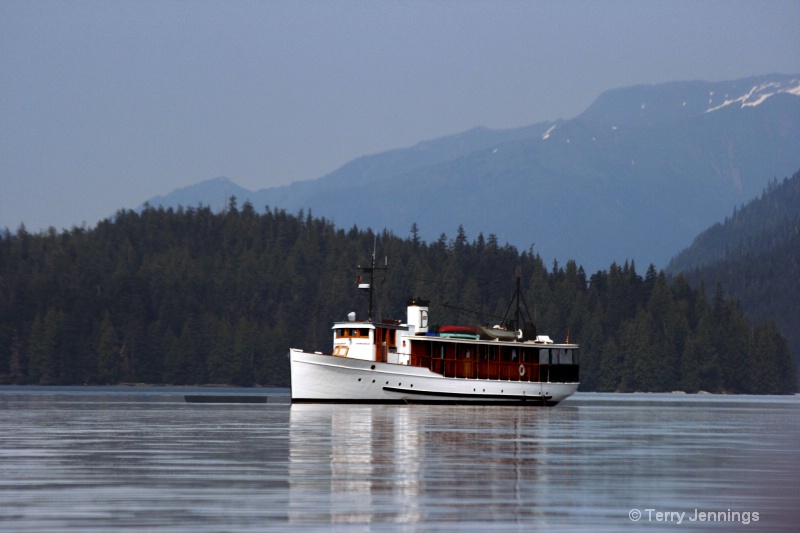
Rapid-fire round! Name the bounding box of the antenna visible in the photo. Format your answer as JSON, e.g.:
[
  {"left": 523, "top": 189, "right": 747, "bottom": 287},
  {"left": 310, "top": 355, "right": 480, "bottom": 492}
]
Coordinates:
[
  {"left": 357, "top": 237, "right": 388, "bottom": 321},
  {"left": 514, "top": 266, "right": 522, "bottom": 332}
]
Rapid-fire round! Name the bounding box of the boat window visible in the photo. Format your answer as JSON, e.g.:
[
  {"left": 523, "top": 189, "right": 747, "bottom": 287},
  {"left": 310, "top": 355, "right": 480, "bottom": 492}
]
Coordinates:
[
  {"left": 521, "top": 348, "right": 533, "bottom": 363},
  {"left": 500, "top": 347, "right": 514, "bottom": 361},
  {"left": 335, "top": 328, "right": 373, "bottom": 339},
  {"left": 553, "top": 348, "right": 578, "bottom": 365},
  {"left": 539, "top": 348, "right": 550, "bottom": 364},
  {"left": 480, "top": 345, "right": 489, "bottom": 361},
  {"left": 559, "top": 349, "right": 578, "bottom": 365},
  {"left": 455, "top": 346, "right": 472, "bottom": 359}
]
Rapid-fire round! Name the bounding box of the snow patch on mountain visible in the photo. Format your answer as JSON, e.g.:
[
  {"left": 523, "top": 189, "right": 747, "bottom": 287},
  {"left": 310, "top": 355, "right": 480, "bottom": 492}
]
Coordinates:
[{"left": 706, "top": 79, "right": 800, "bottom": 113}]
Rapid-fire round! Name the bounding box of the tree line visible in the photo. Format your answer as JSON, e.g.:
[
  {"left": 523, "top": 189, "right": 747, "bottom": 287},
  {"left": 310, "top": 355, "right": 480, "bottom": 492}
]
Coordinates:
[{"left": 0, "top": 200, "right": 795, "bottom": 393}]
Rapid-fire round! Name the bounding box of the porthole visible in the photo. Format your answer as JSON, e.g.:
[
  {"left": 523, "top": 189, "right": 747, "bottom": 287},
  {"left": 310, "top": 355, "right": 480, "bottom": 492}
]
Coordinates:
[{"left": 371, "top": 365, "right": 375, "bottom": 370}]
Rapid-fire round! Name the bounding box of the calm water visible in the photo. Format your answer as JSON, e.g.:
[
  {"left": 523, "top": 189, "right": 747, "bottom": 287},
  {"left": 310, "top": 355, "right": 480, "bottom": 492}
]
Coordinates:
[{"left": 0, "top": 387, "right": 798, "bottom": 531}]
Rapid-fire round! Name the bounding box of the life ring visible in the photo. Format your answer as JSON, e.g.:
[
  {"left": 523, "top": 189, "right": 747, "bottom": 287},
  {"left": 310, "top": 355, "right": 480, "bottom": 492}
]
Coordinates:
[{"left": 519, "top": 364, "right": 525, "bottom": 377}]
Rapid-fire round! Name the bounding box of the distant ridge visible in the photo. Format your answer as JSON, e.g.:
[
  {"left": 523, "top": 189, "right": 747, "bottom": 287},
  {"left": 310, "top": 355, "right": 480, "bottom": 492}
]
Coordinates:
[
  {"left": 143, "top": 177, "right": 251, "bottom": 213},
  {"left": 141, "top": 74, "right": 800, "bottom": 273}
]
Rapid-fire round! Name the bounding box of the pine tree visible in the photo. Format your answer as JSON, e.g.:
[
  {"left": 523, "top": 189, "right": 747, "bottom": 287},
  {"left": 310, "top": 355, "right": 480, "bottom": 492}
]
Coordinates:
[
  {"left": 597, "top": 337, "right": 621, "bottom": 391},
  {"left": 9, "top": 330, "right": 26, "bottom": 385},
  {"left": 96, "top": 312, "right": 120, "bottom": 384},
  {"left": 692, "top": 307, "right": 722, "bottom": 392},
  {"left": 28, "top": 309, "right": 64, "bottom": 385},
  {"left": 206, "top": 315, "right": 234, "bottom": 384},
  {"left": 750, "top": 321, "right": 797, "bottom": 394}
]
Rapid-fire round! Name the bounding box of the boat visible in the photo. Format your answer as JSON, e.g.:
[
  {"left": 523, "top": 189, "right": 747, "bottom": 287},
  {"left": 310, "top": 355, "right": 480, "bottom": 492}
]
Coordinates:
[{"left": 289, "top": 258, "right": 579, "bottom": 405}]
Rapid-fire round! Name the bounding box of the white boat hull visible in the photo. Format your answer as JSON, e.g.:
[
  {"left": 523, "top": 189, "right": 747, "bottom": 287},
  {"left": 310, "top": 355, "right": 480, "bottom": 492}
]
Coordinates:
[{"left": 290, "top": 349, "right": 578, "bottom": 405}]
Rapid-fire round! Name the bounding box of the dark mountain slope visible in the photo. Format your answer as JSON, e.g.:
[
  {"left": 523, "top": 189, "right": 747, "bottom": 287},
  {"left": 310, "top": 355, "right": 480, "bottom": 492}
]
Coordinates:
[
  {"left": 667, "top": 168, "right": 800, "bottom": 382},
  {"left": 256, "top": 123, "right": 554, "bottom": 217},
  {"left": 142, "top": 75, "right": 800, "bottom": 273},
  {"left": 299, "top": 87, "right": 800, "bottom": 271},
  {"left": 668, "top": 169, "right": 800, "bottom": 273}
]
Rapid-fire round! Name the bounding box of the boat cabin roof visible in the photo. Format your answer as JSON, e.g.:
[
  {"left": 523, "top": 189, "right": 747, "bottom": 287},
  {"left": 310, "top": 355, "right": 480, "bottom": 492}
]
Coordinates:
[
  {"left": 331, "top": 321, "right": 576, "bottom": 347},
  {"left": 331, "top": 320, "right": 407, "bottom": 331}
]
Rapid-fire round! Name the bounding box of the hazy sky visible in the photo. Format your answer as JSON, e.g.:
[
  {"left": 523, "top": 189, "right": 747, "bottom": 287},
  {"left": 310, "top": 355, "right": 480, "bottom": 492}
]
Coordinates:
[{"left": 2, "top": 0, "right": 799, "bottom": 232}]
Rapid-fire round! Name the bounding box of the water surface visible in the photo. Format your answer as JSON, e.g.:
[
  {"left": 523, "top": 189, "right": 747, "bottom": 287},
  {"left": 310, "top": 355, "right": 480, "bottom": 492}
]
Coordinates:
[{"left": 1, "top": 387, "right": 797, "bottom": 531}]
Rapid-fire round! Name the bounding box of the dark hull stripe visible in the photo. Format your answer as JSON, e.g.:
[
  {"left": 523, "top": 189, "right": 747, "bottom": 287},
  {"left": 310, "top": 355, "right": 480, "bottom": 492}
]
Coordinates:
[{"left": 291, "top": 397, "right": 561, "bottom": 406}]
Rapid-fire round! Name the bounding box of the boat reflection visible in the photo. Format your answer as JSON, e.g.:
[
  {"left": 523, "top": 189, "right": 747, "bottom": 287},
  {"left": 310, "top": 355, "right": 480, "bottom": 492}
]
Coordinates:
[
  {"left": 288, "top": 404, "right": 576, "bottom": 526},
  {"left": 288, "top": 404, "right": 422, "bottom": 525}
]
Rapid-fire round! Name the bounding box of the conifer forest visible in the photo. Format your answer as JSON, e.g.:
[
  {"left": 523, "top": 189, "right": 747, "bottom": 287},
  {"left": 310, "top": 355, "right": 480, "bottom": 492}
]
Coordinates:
[{"left": 0, "top": 200, "right": 795, "bottom": 394}]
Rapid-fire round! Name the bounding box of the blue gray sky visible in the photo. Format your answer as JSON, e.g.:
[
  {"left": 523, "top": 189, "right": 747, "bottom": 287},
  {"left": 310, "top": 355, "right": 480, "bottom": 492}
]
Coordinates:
[{"left": 2, "top": 0, "right": 799, "bottom": 233}]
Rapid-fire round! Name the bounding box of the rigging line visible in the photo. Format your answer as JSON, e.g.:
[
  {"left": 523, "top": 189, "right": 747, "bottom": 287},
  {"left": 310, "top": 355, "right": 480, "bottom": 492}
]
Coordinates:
[
  {"left": 393, "top": 272, "right": 447, "bottom": 286},
  {"left": 441, "top": 302, "right": 505, "bottom": 321}
]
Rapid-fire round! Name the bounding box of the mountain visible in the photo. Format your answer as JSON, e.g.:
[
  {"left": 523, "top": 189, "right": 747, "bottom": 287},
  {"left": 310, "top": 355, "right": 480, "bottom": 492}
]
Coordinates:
[
  {"left": 142, "top": 74, "right": 800, "bottom": 273},
  {"left": 142, "top": 123, "right": 553, "bottom": 213},
  {"left": 143, "top": 177, "right": 251, "bottom": 213},
  {"left": 667, "top": 168, "right": 800, "bottom": 383}
]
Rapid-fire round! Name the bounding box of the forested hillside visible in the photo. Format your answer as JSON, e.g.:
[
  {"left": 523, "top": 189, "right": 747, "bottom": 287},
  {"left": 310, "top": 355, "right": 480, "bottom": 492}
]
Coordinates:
[
  {"left": 0, "top": 201, "right": 795, "bottom": 393},
  {"left": 667, "top": 169, "right": 800, "bottom": 272},
  {"left": 668, "top": 168, "right": 800, "bottom": 381}
]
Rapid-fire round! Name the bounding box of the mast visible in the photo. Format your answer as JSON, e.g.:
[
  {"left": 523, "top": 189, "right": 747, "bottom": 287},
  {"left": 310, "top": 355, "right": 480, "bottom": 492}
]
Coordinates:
[
  {"left": 357, "top": 237, "right": 387, "bottom": 322},
  {"left": 501, "top": 265, "right": 534, "bottom": 336},
  {"left": 515, "top": 272, "right": 522, "bottom": 332}
]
